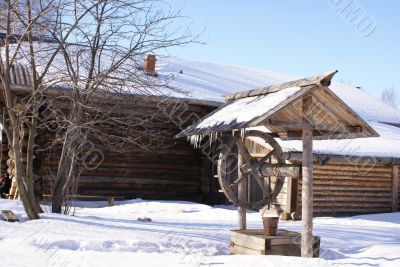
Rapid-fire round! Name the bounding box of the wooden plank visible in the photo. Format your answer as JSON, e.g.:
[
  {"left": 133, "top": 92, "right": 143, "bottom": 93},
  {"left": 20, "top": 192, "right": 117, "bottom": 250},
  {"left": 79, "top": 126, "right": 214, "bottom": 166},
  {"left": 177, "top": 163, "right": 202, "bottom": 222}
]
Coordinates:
[
  {"left": 230, "top": 230, "right": 266, "bottom": 248},
  {"left": 265, "top": 119, "right": 362, "bottom": 133},
  {"left": 108, "top": 197, "right": 115, "bottom": 207},
  {"left": 237, "top": 153, "right": 246, "bottom": 230},
  {"left": 314, "top": 164, "right": 392, "bottom": 172},
  {"left": 225, "top": 71, "right": 337, "bottom": 101},
  {"left": 230, "top": 229, "right": 320, "bottom": 257},
  {"left": 230, "top": 243, "right": 263, "bottom": 255},
  {"left": 313, "top": 170, "right": 392, "bottom": 178},
  {"left": 1, "top": 210, "right": 19, "bottom": 222},
  {"left": 259, "top": 163, "right": 301, "bottom": 178},
  {"left": 393, "top": 165, "right": 399, "bottom": 212},
  {"left": 301, "top": 95, "right": 314, "bottom": 258},
  {"left": 286, "top": 176, "right": 299, "bottom": 213}
]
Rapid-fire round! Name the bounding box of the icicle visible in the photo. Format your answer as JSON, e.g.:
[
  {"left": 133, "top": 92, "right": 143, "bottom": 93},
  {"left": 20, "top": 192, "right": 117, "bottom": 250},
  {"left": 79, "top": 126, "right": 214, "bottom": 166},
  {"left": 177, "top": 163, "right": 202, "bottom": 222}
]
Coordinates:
[{"left": 190, "top": 135, "right": 201, "bottom": 148}]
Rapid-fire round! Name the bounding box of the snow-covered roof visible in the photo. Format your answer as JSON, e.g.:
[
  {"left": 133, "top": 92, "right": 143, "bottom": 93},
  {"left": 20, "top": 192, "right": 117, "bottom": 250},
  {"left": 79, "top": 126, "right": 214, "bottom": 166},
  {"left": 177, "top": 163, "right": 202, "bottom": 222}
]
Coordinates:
[
  {"left": 279, "top": 121, "right": 400, "bottom": 159},
  {"left": 157, "top": 57, "right": 400, "bottom": 158},
  {"left": 158, "top": 57, "right": 400, "bottom": 125},
  {"left": 176, "top": 70, "right": 379, "bottom": 141},
  {"left": 3, "top": 41, "right": 400, "bottom": 126},
  {"left": 2, "top": 40, "right": 400, "bottom": 158},
  {"left": 177, "top": 86, "right": 303, "bottom": 135}
]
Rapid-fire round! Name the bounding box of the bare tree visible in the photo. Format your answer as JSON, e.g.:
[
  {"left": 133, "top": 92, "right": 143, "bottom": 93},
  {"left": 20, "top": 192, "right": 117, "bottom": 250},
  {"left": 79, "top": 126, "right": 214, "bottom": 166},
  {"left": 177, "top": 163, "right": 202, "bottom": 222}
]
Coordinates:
[
  {"left": 1, "top": 0, "right": 199, "bottom": 217},
  {"left": 381, "top": 86, "right": 398, "bottom": 110},
  {"left": 0, "top": 0, "right": 64, "bottom": 219}
]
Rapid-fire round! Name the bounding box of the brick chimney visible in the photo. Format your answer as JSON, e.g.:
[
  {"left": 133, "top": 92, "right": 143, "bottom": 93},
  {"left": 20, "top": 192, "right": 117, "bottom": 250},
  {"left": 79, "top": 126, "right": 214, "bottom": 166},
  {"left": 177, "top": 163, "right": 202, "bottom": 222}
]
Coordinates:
[{"left": 144, "top": 55, "right": 156, "bottom": 76}]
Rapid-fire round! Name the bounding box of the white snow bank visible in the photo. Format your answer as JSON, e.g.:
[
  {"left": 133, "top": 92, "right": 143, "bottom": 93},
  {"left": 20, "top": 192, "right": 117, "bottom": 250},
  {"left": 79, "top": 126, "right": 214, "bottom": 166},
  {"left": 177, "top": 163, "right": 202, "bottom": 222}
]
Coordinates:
[{"left": 1, "top": 198, "right": 400, "bottom": 266}]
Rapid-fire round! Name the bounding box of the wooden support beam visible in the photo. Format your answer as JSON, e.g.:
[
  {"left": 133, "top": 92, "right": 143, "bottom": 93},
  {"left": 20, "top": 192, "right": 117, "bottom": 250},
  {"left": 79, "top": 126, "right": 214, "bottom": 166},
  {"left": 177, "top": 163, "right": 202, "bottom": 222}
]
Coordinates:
[
  {"left": 284, "top": 127, "right": 362, "bottom": 139},
  {"left": 286, "top": 177, "right": 294, "bottom": 214},
  {"left": 301, "top": 96, "right": 314, "bottom": 258},
  {"left": 266, "top": 119, "right": 362, "bottom": 133},
  {"left": 108, "top": 196, "right": 115, "bottom": 207},
  {"left": 241, "top": 163, "right": 301, "bottom": 178},
  {"left": 260, "top": 163, "right": 301, "bottom": 178},
  {"left": 393, "top": 165, "right": 399, "bottom": 212},
  {"left": 283, "top": 151, "right": 400, "bottom": 166},
  {"left": 238, "top": 153, "right": 246, "bottom": 230}
]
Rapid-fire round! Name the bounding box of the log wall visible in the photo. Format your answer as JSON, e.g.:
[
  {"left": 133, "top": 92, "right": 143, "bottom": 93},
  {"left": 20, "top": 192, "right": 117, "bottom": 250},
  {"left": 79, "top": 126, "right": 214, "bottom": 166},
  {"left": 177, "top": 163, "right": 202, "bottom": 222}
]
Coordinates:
[
  {"left": 296, "top": 162, "right": 394, "bottom": 216},
  {"left": 0, "top": 93, "right": 221, "bottom": 204},
  {"left": 33, "top": 100, "right": 219, "bottom": 203}
]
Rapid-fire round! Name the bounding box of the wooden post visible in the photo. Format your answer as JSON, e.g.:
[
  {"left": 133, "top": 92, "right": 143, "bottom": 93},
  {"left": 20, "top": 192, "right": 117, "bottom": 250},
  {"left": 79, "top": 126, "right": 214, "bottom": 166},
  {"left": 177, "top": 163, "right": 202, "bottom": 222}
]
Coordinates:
[
  {"left": 108, "top": 197, "right": 115, "bottom": 207},
  {"left": 301, "top": 96, "right": 314, "bottom": 258},
  {"left": 392, "top": 165, "right": 399, "bottom": 212},
  {"left": 238, "top": 153, "right": 246, "bottom": 230}
]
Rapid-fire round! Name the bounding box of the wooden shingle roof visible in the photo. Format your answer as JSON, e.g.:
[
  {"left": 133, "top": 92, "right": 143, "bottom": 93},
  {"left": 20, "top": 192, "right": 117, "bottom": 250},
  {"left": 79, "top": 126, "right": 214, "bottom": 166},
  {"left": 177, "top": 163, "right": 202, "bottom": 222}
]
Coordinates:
[{"left": 176, "top": 71, "right": 379, "bottom": 140}]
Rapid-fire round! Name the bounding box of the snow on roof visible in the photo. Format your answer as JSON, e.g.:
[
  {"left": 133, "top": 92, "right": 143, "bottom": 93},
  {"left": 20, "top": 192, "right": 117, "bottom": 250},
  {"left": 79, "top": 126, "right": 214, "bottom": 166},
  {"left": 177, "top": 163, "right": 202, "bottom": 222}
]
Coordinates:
[
  {"left": 158, "top": 57, "right": 400, "bottom": 125},
  {"left": 158, "top": 57, "right": 400, "bottom": 158},
  {"left": 183, "top": 86, "right": 302, "bottom": 134},
  {"left": 3, "top": 41, "right": 399, "bottom": 125},
  {"left": 2, "top": 40, "right": 400, "bottom": 158},
  {"left": 279, "top": 121, "right": 400, "bottom": 158}
]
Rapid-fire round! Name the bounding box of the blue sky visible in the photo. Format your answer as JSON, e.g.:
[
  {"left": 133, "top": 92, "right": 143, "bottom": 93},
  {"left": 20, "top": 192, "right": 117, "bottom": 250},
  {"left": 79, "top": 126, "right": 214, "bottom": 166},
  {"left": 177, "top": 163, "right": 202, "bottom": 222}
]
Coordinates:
[{"left": 167, "top": 0, "right": 399, "bottom": 106}]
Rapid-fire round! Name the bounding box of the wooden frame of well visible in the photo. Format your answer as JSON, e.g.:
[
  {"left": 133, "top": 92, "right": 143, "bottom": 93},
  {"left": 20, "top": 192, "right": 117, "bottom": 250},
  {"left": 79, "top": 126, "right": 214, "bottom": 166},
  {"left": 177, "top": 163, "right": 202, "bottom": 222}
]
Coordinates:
[{"left": 177, "top": 71, "right": 378, "bottom": 257}]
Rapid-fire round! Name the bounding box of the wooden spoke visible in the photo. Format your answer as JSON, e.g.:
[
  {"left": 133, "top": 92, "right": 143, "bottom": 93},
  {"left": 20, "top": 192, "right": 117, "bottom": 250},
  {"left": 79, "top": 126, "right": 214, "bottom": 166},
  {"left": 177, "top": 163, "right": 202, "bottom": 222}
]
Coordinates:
[
  {"left": 253, "top": 174, "right": 268, "bottom": 195},
  {"left": 218, "top": 131, "right": 287, "bottom": 210},
  {"left": 259, "top": 149, "right": 276, "bottom": 163},
  {"left": 230, "top": 176, "right": 245, "bottom": 187},
  {"left": 236, "top": 140, "right": 253, "bottom": 167}
]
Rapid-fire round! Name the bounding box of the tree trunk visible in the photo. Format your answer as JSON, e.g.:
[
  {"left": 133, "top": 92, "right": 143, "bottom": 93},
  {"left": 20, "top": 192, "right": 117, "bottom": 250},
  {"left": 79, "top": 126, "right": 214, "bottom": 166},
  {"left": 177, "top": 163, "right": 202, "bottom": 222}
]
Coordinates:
[
  {"left": 12, "top": 127, "right": 40, "bottom": 219},
  {"left": 26, "top": 118, "right": 43, "bottom": 214},
  {"left": 52, "top": 131, "right": 79, "bottom": 213},
  {"left": 51, "top": 135, "right": 70, "bottom": 213},
  {"left": 2, "top": 79, "right": 39, "bottom": 219}
]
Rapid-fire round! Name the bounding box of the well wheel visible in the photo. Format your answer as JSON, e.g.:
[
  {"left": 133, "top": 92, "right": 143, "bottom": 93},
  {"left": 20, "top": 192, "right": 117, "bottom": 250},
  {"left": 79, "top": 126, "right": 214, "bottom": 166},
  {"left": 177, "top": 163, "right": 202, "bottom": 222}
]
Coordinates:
[{"left": 217, "top": 130, "right": 286, "bottom": 210}]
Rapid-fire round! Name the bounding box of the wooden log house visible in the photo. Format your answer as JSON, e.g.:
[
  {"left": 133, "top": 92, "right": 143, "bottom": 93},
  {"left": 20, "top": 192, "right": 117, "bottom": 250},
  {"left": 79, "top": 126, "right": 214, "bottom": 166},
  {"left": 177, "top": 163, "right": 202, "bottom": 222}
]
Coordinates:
[{"left": 1, "top": 37, "right": 400, "bottom": 216}]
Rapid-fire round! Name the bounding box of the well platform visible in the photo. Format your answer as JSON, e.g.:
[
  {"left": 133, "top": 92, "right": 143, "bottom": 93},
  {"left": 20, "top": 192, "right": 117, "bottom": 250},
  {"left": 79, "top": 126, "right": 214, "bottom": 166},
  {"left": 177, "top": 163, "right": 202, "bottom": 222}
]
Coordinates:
[{"left": 230, "top": 229, "right": 320, "bottom": 257}]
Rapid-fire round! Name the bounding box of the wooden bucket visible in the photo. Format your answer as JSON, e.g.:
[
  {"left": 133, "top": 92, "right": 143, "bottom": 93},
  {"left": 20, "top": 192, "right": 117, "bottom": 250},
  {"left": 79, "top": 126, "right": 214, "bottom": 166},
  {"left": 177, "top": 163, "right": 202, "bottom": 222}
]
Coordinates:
[{"left": 262, "top": 216, "right": 279, "bottom": 236}]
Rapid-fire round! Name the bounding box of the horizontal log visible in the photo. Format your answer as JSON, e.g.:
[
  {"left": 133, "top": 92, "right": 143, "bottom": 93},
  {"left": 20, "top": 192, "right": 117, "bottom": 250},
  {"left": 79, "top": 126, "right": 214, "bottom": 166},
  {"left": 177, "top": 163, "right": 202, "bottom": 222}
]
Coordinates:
[
  {"left": 311, "top": 202, "right": 391, "bottom": 208},
  {"left": 81, "top": 167, "right": 200, "bottom": 179},
  {"left": 77, "top": 182, "right": 198, "bottom": 192},
  {"left": 266, "top": 119, "right": 363, "bottom": 132},
  {"left": 76, "top": 188, "right": 203, "bottom": 199},
  {"left": 314, "top": 166, "right": 392, "bottom": 174},
  {"left": 314, "top": 162, "right": 392, "bottom": 170},
  {"left": 285, "top": 151, "right": 399, "bottom": 166},
  {"left": 261, "top": 164, "right": 301, "bottom": 178},
  {"left": 40, "top": 147, "right": 201, "bottom": 157},
  {"left": 298, "top": 186, "right": 391, "bottom": 192},
  {"left": 308, "top": 180, "right": 391, "bottom": 187},
  {"left": 313, "top": 207, "right": 391, "bottom": 214},
  {"left": 76, "top": 176, "right": 199, "bottom": 186},
  {"left": 313, "top": 191, "right": 392, "bottom": 197},
  {"left": 41, "top": 159, "right": 202, "bottom": 172},
  {"left": 80, "top": 172, "right": 199, "bottom": 181},
  {"left": 313, "top": 170, "right": 392, "bottom": 178},
  {"left": 312, "top": 197, "right": 391, "bottom": 203},
  {"left": 312, "top": 175, "right": 391, "bottom": 182}
]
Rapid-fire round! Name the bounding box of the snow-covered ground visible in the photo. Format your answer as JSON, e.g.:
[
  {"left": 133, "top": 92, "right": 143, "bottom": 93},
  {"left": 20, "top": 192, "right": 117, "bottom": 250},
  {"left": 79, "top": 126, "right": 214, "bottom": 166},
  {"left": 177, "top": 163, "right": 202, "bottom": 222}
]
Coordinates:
[{"left": 1, "top": 198, "right": 400, "bottom": 267}]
